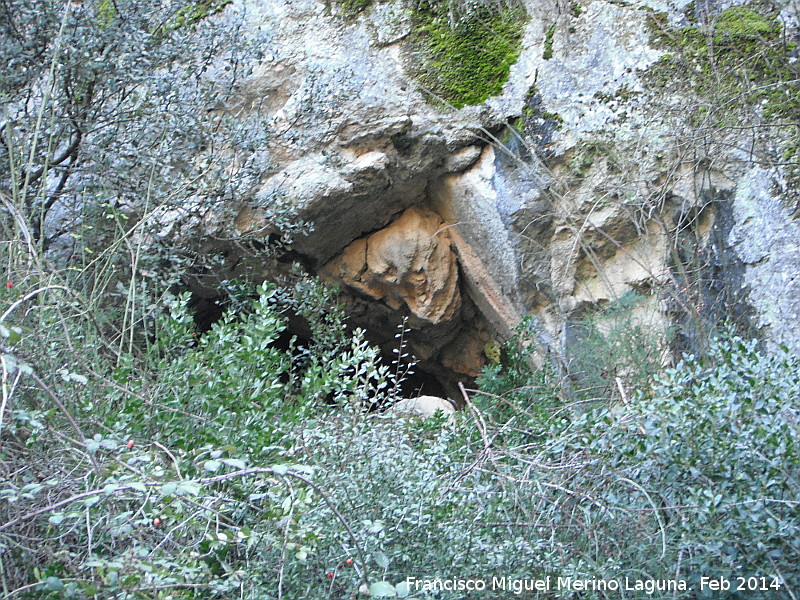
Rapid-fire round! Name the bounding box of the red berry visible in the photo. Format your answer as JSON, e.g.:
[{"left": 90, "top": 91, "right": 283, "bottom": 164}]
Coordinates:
[
  {"left": 6, "top": 283, "right": 12, "bottom": 288},
  {"left": 126, "top": 440, "right": 135, "bottom": 450},
  {"left": 345, "top": 558, "right": 353, "bottom": 565},
  {"left": 153, "top": 518, "right": 161, "bottom": 527},
  {"left": 326, "top": 572, "right": 334, "bottom": 578}
]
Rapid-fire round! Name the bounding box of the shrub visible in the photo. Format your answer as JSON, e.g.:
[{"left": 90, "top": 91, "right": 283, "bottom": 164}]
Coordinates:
[
  {"left": 3, "top": 267, "right": 798, "bottom": 599},
  {"left": 609, "top": 336, "right": 800, "bottom": 592},
  {"left": 565, "top": 291, "right": 672, "bottom": 401},
  {"left": 0, "top": 0, "right": 268, "bottom": 257},
  {"left": 475, "top": 317, "right": 565, "bottom": 445},
  {"left": 488, "top": 333, "right": 800, "bottom": 598},
  {"left": 467, "top": 324, "right": 799, "bottom": 599},
  {"left": 0, "top": 279, "right": 397, "bottom": 597}
]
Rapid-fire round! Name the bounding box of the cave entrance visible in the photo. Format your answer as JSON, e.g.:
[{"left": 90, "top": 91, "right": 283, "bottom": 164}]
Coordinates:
[
  {"left": 181, "top": 205, "right": 514, "bottom": 404},
  {"left": 183, "top": 282, "right": 468, "bottom": 402}
]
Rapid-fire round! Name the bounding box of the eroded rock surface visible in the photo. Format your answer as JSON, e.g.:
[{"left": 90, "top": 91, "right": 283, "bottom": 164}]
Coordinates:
[
  {"left": 320, "top": 206, "right": 493, "bottom": 382},
  {"left": 155, "top": 0, "right": 800, "bottom": 388},
  {"left": 728, "top": 168, "right": 800, "bottom": 353},
  {"left": 321, "top": 207, "right": 461, "bottom": 325}
]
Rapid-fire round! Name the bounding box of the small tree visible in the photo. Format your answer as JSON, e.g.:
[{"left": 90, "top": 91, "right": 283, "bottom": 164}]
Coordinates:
[{"left": 1, "top": 0, "right": 267, "bottom": 255}]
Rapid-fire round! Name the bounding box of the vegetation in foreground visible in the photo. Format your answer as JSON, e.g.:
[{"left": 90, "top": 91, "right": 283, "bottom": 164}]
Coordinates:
[{"left": 1, "top": 268, "right": 799, "bottom": 598}]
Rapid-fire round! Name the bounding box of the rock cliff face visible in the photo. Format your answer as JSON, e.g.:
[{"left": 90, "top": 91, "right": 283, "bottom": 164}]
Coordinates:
[{"left": 166, "top": 0, "right": 800, "bottom": 390}]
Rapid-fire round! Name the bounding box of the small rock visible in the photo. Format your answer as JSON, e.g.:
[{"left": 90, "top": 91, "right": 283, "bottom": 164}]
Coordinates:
[{"left": 390, "top": 396, "right": 456, "bottom": 420}]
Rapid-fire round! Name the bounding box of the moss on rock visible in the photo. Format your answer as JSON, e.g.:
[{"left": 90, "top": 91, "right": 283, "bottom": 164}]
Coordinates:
[
  {"left": 155, "top": 0, "right": 232, "bottom": 36},
  {"left": 648, "top": 5, "right": 795, "bottom": 116},
  {"left": 714, "top": 5, "right": 776, "bottom": 37},
  {"left": 336, "top": 0, "right": 374, "bottom": 16},
  {"left": 543, "top": 22, "right": 556, "bottom": 60},
  {"left": 407, "top": 0, "right": 527, "bottom": 108},
  {"left": 646, "top": 4, "right": 800, "bottom": 206}
]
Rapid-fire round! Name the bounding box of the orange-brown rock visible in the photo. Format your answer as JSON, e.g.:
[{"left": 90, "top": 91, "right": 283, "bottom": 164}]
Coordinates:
[
  {"left": 439, "top": 327, "right": 490, "bottom": 379},
  {"left": 321, "top": 207, "right": 461, "bottom": 325}
]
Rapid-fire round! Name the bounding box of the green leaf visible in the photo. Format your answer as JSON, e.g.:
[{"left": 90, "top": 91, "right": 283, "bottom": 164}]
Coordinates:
[
  {"left": 203, "top": 460, "right": 221, "bottom": 472},
  {"left": 21, "top": 483, "right": 43, "bottom": 496},
  {"left": 1, "top": 353, "right": 18, "bottom": 373},
  {"left": 367, "top": 520, "right": 385, "bottom": 534},
  {"left": 160, "top": 482, "right": 178, "bottom": 497},
  {"left": 44, "top": 577, "right": 65, "bottom": 592},
  {"left": 0, "top": 325, "right": 20, "bottom": 343},
  {"left": 176, "top": 481, "right": 200, "bottom": 496},
  {"left": 48, "top": 513, "right": 65, "bottom": 525},
  {"left": 396, "top": 581, "right": 410, "bottom": 598},
  {"left": 368, "top": 582, "right": 397, "bottom": 597},
  {"left": 374, "top": 551, "right": 389, "bottom": 569},
  {"left": 221, "top": 458, "right": 246, "bottom": 469},
  {"left": 71, "top": 373, "right": 88, "bottom": 385}
]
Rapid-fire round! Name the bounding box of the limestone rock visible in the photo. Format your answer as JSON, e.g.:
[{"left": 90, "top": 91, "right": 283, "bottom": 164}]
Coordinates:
[
  {"left": 145, "top": 0, "right": 800, "bottom": 384},
  {"left": 444, "top": 145, "right": 483, "bottom": 173},
  {"left": 728, "top": 168, "right": 800, "bottom": 354},
  {"left": 431, "top": 145, "right": 524, "bottom": 330},
  {"left": 365, "top": 1, "right": 413, "bottom": 47},
  {"left": 390, "top": 396, "right": 456, "bottom": 420},
  {"left": 574, "top": 223, "right": 668, "bottom": 305},
  {"left": 321, "top": 207, "right": 461, "bottom": 325},
  {"left": 490, "top": 0, "right": 663, "bottom": 144}
]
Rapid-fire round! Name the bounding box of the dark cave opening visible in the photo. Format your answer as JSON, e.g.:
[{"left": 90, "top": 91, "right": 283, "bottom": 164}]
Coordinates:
[
  {"left": 187, "top": 293, "right": 227, "bottom": 332},
  {"left": 185, "top": 286, "right": 458, "bottom": 401}
]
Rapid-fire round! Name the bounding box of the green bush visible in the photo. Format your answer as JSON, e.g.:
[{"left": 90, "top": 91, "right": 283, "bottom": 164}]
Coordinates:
[
  {"left": 612, "top": 336, "right": 800, "bottom": 592},
  {"left": 475, "top": 317, "right": 565, "bottom": 445},
  {"left": 566, "top": 291, "right": 672, "bottom": 401},
  {"left": 0, "top": 278, "right": 398, "bottom": 598},
  {"left": 2, "top": 3, "right": 797, "bottom": 594},
  {"left": 469, "top": 329, "right": 800, "bottom": 598},
  {"left": 521, "top": 334, "right": 799, "bottom": 597},
  {"left": 3, "top": 264, "right": 799, "bottom": 599}
]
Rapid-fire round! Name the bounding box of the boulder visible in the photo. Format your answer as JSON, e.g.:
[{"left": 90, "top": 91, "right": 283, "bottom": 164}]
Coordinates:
[{"left": 389, "top": 396, "right": 457, "bottom": 420}]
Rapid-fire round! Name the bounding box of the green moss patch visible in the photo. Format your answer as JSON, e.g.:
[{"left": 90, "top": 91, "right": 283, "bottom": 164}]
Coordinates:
[
  {"left": 335, "top": 0, "right": 374, "bottom": 16},
  {"left": 96, "top": 0, "right": 117, "bottom": 28},
  {"left": 648, "top": 6, "right": 797, "bottom": 117},
  {"left": 543, "top": 22, "right": 556, "bottom": 60},
  {"left": 714, "top": 5, "right": 776, "bottom": 36},
  {"left": 647, "top": 5, "right": 800, "bottom": 197},
  {"left": 155, "top": 0, "right": 232, "bottom": 37},
  {"left": 407, "top": 1, "right": 527, "bottom": 108}
]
